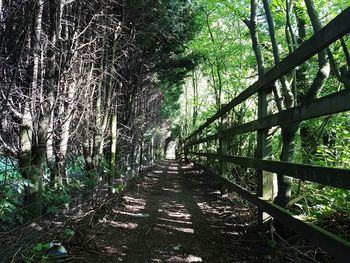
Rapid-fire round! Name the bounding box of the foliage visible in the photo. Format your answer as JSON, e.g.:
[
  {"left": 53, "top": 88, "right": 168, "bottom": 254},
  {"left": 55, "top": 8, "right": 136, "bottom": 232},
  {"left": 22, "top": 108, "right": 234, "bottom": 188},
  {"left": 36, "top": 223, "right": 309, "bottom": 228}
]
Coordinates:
[
  {"left": 113, "top": 183, "right": 126, "bottom": 194},
  {"left": 290, "top": 113, "right": 350, "bottom": 224},
  {"left": 25, "top": 242, "right": 65, "bottom": 262},
  {"left": 0, "top": 0, "right": 199, "bottom": 224},
  {"left": 25, "top": 242, "right": 51, "bottom": 263},
  {"left": 310, "top": 114, "right": 350, "bottom": 169},
  {"left": 32, "top": 243, "right": 51, "bottom": 254},
  {"left": 0, "top": 0, "right": 349, "bottom": 249},
  {"left": 176, "top": 0, "right": 350, "bottom": 233},
  {"left": 0, "top": 157, "right": 28, "bottom": 227},
  {"left": 293, "top": 184, "right": 350, "bottom": 223},
  {"left": 42, "top": 186, "right": 71, "bottom": 215},
  {"left": 64, "top": 227, "right": 76, "bottom": 245},
  {"left": 67, "top": 157, "right": 85, "bottom": 179},
  {"left": 160, "top": 83, "right": 184, "bottom": 119}
]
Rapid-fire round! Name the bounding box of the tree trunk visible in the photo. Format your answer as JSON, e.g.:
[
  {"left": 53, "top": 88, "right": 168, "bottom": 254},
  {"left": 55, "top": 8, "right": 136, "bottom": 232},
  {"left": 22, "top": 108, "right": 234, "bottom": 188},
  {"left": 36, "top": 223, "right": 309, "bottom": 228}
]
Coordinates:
[
  {"left": 192, "top": 70, "right": 198, "bottom": 126},
  {"left": 19, "top": 104, "right": 33, "bottom": 206},
  {"left": 275, "top": 0, "right": 330, "bottom": 207},
  {"left": 22, "top": 0, "right": 44, "bottom": 219},
  {"left": 244, "top": 0, "right": 265, "bottom": 78},
  {"left": 262, "top": 0, "right": 294, "bottom": 110},
  {"left": 109, "top": 114, "right": 117, "bottom": 191},
  {"left": 46, "top": 0, "right": 60, "bottom": 187},
  {"left": 294, "top": 4, "right": 312, "bottom": 162},
  {"left": 47, "top": 111, "right": 58, "bottom": 187}
]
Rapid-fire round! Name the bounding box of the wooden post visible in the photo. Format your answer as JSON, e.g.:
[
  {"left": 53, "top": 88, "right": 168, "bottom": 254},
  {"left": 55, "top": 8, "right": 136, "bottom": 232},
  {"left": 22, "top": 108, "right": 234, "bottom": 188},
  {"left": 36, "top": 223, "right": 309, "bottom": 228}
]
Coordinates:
[
  {"left": 184, "top": 142, "right": 189, "bottom": 163},
  {"left": 194, "top": 134, "right": 199, "bottom": 163},
  {"left": 256, "top": 86, "right": 276, "bottom": 228},
  {"left": 206, "top": 140, "right": 210, "bottom": 165},
  {"left": 218, "top": 116, "right": 224, "bottom": 175},
  {"left": 218, "top": 138, "right": 223, "bottom": 174},
  {"left": 198, "top": 135, "right": 202, "bottom": 164}
]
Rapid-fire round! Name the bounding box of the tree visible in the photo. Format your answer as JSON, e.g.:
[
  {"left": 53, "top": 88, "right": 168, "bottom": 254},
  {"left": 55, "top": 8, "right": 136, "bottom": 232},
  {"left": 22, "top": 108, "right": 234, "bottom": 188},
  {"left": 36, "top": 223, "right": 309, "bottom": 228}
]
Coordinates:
[{"left": 0, "top": 0, "right": 199, "bottom": 219}]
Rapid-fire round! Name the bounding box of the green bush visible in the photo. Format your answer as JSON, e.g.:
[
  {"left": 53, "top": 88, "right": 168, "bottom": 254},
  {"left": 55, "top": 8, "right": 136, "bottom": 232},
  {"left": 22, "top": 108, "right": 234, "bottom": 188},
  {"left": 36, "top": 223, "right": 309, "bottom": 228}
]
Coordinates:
[
  {"left": 42, "top": 186, "right": 71, "bottom": 215},
  {"left": 0, "top": 157, "right": 28, "bottom": 227}
]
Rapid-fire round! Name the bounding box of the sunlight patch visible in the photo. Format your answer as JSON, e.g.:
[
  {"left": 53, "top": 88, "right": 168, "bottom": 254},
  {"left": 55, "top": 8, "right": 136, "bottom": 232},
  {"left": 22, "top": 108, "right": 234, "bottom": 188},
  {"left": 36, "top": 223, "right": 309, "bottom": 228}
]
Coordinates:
[
  {"left": 186, "top": 255, "right": 202, "bottom": 262},
  {"left": 167, "top": 211, "right": 191, "bottom": 219},
  {"left": 124, "top": 204, "right": 146, "bottom": 211},
  {"left": 158, "top": 209, "right": 191, "bottom": 220},
  {"left": 160, "top": 203, "right": 185, "bottom": 209},
  {"left": 223, "top": 231, "right": 240, "bottom": 236},
  {"left": 161, "top": 187, "right": 182, "bottom": 193},
  {"left": 166, "top": 255, "right": 202, "bottom": 262},
  {"left": 157, "top": 217, "right": 192, "bottom": 225},
  {"left": 196, "top": 202, "right": 222, "bottom": 214},
  {"left": 196, "top": 202, "right": 210, "bottom": 209},
  {"left": 123, "top": 196, "right": 146, "bottom": 205},
  {"left": 113, "top": 209, "right": 150, "bottom": 218},
  {"left": 30, "top": 223, "right": 43, "bottom": 231},
  {"left": 102, "top": 246, "right": 126, "bottom": 256},
  {"left": 170, "top": 184, "right": 181, "bottom": 190},
  {"left": 110, "top": 221, "right": 138, "bottom": 229}
]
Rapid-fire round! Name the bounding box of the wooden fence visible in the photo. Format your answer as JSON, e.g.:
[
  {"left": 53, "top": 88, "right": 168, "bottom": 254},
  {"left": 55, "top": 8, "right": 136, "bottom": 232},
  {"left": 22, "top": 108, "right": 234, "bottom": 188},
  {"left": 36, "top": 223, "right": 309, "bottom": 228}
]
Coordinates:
[{"left": 182, "top": 7, "right": 350, "bottom": 263}]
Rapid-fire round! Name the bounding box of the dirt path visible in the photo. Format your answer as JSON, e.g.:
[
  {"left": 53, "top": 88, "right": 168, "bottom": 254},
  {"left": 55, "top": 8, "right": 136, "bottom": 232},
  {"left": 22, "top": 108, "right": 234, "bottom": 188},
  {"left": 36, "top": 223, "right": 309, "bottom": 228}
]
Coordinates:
[{"left": 66, "top": 160, "right": 288, "bottom": 262}]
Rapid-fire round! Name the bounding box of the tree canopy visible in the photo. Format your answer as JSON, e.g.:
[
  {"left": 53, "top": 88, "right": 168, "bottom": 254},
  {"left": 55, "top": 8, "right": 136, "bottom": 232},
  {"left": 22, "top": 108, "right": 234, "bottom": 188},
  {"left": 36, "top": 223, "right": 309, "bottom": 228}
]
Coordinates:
[{"left": 0, "top": 0, "right": 350, "bottom": 259}]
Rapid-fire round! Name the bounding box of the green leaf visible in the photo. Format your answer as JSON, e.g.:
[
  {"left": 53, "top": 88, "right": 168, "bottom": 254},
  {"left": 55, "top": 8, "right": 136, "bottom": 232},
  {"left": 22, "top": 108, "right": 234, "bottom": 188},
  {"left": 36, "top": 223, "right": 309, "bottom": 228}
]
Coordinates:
[
  {"left": 33, "top": 242, "right": 51, "bottom": 253},
  {"left": 32, "top": 243, "right": 43, "bottom": 252}
]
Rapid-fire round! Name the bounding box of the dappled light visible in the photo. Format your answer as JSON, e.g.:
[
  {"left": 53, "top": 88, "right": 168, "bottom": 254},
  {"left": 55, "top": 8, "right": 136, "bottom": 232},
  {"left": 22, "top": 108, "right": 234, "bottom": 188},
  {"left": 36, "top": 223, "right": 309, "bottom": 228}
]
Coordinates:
[
  {"left": 161, "top": 187, "right": 182, "bottom": 193},
  {"left": 110, "top": 221, "right": 138, "bottom": 230},
  {"left": 167, "top": 255, "right": 203, "bottom": 262},
  {"left": 0, "top": 159, "right": 339, "bottom": 262},
  {"left": 32, "top": 160, "right": 276, "bottom": 262},
  {"left": 157, "top": 217, "right": 193, "bottom": 225},
  {"left": 112, "top": 210, "right": 150, "bottom": 218},
  {"left": 1, "top": 0, "right": 349, "bottom": 261},
  {"left": 154, "top": 223, "right": 195, "bottom": 234},
  {"left": 56, "top": 160, "right": 279, "bottom": 261}
]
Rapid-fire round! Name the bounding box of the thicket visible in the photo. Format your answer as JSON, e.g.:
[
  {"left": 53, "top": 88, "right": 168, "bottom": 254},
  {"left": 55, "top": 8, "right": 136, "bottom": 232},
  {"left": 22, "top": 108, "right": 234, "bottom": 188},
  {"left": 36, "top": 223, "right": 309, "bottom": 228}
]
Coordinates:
[{"left": 0, "top": 0, "right": 198, "bottom": 227}]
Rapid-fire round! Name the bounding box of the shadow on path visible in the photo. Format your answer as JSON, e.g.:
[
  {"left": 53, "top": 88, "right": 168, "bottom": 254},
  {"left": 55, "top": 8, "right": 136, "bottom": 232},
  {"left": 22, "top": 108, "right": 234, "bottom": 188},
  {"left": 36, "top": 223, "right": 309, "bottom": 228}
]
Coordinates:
[{"left": 71, "top": 160, "right": 275, "bottom": 262}]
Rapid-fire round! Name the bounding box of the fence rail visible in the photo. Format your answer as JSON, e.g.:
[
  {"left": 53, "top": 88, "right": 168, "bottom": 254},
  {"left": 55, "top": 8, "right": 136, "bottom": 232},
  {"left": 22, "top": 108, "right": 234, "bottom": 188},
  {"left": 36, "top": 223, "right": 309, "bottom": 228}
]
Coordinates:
[
  {"left": 187, "top": 88, "right": 350, "bottom": 146},
  {"left": 189, "top": 152, "right": 350, "bottom": 190},
  {"left": 194, "top": 163, "right": 350, "bottom": 260},
  {"left": 185, "top": 6, "right": 350, "bottom": 143},
  {"left": 182, "top": 7, "right": 350, "bottom": 263}
]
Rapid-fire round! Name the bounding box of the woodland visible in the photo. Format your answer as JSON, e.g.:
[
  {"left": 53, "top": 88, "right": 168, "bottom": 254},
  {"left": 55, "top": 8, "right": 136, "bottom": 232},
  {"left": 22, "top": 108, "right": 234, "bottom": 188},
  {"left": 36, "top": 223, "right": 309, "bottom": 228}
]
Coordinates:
[
  {"left": 0, "top": 0, "right": 199, "bottom": 221},
  {"left": 0, "top": 0, "right": 350, "bottom": 261},
  {"left": 179, "top": 0, "right": 350, "bottom": 225}
]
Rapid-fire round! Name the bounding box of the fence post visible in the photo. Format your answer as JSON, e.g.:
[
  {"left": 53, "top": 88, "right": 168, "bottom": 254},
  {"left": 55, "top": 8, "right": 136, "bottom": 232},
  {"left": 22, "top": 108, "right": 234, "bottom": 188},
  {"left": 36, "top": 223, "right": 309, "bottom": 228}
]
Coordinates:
[
  {"left": 256, "top": 85, "right": 276, "bottom": 229},
  {"left": 218, "top": 116, "right": 225, "bottom": 175}
]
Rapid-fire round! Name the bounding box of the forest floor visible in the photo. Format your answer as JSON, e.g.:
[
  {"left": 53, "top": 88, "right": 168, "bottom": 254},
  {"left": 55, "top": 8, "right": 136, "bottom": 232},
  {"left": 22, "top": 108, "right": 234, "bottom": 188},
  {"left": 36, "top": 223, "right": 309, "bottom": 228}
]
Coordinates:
[{"left": 1, "top": 160, "right": 333, "bottom": 262}]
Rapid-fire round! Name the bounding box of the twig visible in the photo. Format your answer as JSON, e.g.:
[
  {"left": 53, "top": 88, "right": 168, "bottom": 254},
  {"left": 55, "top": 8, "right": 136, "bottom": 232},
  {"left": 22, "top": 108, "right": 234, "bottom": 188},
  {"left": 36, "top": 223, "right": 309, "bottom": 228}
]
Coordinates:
[
  {"left": 11, "top": 246, "right": 23, "bottom": 262},
  {"left": 274, "top": 231, "right": 318, "bottom": 263}
]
